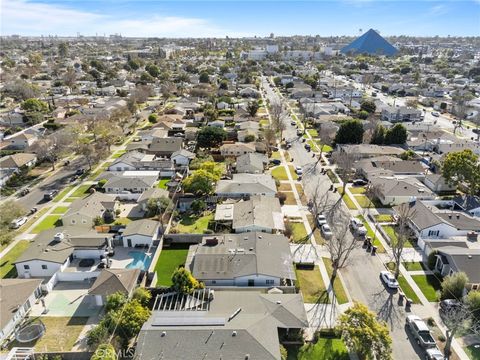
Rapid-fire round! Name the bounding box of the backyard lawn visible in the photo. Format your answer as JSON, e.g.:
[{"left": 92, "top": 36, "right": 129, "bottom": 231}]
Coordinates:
[
  {"left": 31, "top": 215, "right": 62, "bottom": 234},
  {"left": 322, "top": 258, "right": 349, "bottom": 304},
  {"left": 154, "top": 246, "right": 189, "bottom": 286},
  {"left": 356, "top": 215, "right": 385, "bottom": 253},
  {"left": 0, "top": 240, "right": 30, "bottom": 278},
  {"left": 295, "top": 266, "right": 329, "bottom": 304},
  {"left": 18, "top": 317, "right": 88, "bottom": 352},
  {"left": 411, "top": 274, "right": 442, "bottom": 302},
  {"left": 289, "top": 222, "right": 309, "bottom": 243},
  {"left": 157, "top": 178, "right": 170, "bottom": 189},
  {"left": 272, "top": 166, "right": 289, "bottom": 180},
  {"left": 174, "top": 213, "right": 213, "bottom": 233},
  {"left": 397, "top": 275, "right": 421, "bottom": 304},
  {"left": 293, "top": 337, "right": 349, "bottom": 360}
]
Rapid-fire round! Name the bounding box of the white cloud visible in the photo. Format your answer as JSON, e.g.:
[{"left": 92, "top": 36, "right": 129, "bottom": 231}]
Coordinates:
[
  {"left": 428, "top": 4, "right": 448, "bottom": 16},
  {"left": 0, "top": 0, "right": 242, "bottom": 37}
]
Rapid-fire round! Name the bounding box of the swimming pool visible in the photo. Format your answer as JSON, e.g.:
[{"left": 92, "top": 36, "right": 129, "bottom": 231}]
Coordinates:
[{"left": 126, "top": 251, "right": 152, "bottom": 271}]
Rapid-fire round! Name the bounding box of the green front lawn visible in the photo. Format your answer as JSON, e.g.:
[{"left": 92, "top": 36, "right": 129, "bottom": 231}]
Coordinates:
[
  {"left": 326, "top": 169, "right": 339, "bottom": 183},
  {"left": 323, "top": 258, "right": 349, "bottom": 304},
  {"left": 174, "top": 213, "right": 213, "bottom": 234},
  {"left": 69, "top": 184, "right": 93, "bottom": 198},
  {"left": 402, "top": 262, "right": 427, "bottom": 271},
  {"left": 295, "top": 266, "right": 329, "bottom": 304},
  {"left": 283, "top": 192, "right": 297, "bottom": 205},
  {"left": 382, "top": 225, "right": 413, "bottom": 248},
  {"left": 288, "top": 165, "right": 299, "bottom": 180},
  {"left": 354, "top": 194, "right": 375, "bottom": 208},
  {"left": 294, "top": 337, "right": 349, "bottom": 360},
  {"left": 411, "top": 274, "right": 441, "bottom": 302},
  {"left": 307, "top": 129, "right": 318, "bottom": 138},
  {"left": 157, "top": 178, "right": 170, "bottom": 189},
  {"left": 349, "top": 186, "right": 366, "bottom": 194},
  {"left": 374, "top": 214, "right": 394, "bottom": 222},
  {"left": 336, "top": 188, "right": 357, "bottom": 210},
  {"left": 290, "top": 222, "right": 309, "bottom": 243},
  {"left": 51, "top": 206, "right": 70, "bottom": 215},
  {"left": 0, "top": 240, "right": 30, "bottom": 278},
  {"left": 52, "top": 186, "right": 74, "bottom": 202},
  {"left": 154, "top": 246, "right": 189, "bottom": 287},
  {"left": 465, "top": 344, "right": 480, "bottom": 360},
  {"left": 397, "top": 275, "right": 421, "bottom": 304},
  {"left": 356, "top": 215, "right": 385, "bottom": 253},
  {"left": 31, "top": 215, "right": 62, "bottom": 234},
  {"left": 112, "top": 150, "right": 126, "bottom": 159},
  {"left": 272, "top": 166, "right": 289, "bottom": 180}
]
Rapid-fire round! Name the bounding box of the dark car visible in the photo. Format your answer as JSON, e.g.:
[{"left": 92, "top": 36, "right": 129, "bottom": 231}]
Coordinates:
[
  {"left": 76, "top": 168, "right": 85, "bottom": 176},
  {"left": 270, "top": 159, "right": 281, "bottom": 165},
  {"left": 352, "top": 179, "right": 368, "bottom": 186},
  {"left": 28, "top": 207, "right": 38, "bottom": 215},
  {"left": 19, "top": 188, "right": 30, "bottom": 196},
  {"left": 304, "top": 144, "right": 311, "bottom": 151},
  {"left": 43, "top": 190, "right": 58, "bottom": 201}
]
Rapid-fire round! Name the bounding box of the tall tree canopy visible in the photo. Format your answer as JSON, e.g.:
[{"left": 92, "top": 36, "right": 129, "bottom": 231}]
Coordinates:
[
  {"left": 334, "top": 119, "right": 364, "bottom": 144},
  {"left": 442, "top": 150, "right": 480, "bottom": 195}
]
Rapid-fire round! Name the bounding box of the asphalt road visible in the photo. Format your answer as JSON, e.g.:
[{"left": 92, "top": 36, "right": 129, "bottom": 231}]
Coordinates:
[
  {"left": 262, "top": 76, "right": 424, "bottom": 359},
  {"left": 14, "top": 156, "right": 87, "bottom": 210}
]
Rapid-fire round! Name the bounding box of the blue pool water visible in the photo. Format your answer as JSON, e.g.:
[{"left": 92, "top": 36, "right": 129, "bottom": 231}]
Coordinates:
[{"left": 126, "top": 251, "right": 152, "bottom": 270}]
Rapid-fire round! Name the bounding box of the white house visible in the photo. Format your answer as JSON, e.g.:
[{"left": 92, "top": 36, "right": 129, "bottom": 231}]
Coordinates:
[
  {"left": 171, "top": 149, "right": 195, "bottom": 166},
  {"left": 104, "top": 171, "right": 158, "bottom": 200},
  {"left": 8, "top": 133, "right": 37, "bottom": 150},
  {"left": 122, "top": 219, "right": 159, "bottom": 247}
]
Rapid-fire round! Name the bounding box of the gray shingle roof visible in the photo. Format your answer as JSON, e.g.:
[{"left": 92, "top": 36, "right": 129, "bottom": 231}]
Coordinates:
[
  {"left": 233, "top": 196, "right": 284, "bottom": 231},
  {"left": 89, "top": 268, "right": 139, "bottom": 296},
  {"left": 64, "top": 192, "right": 117, "bottom": 218},
  {"left": 123, "top": 219, "right": 159, "bottom": 237}
]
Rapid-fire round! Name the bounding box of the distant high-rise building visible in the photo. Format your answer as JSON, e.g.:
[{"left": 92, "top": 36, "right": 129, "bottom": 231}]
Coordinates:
[{"left": 341, "top": 29, "right": 398, "bottom": 56}]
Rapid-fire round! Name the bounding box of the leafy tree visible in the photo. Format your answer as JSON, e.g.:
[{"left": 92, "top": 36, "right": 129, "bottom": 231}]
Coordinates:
[
  {"left": 140, "top": 72, "right": 154, "bottom": 83},
  {"left": 91, "top": 344, "right": 116, "bottom": 360},
  {"left": 145, "top": 64, "right": 160, "bottom": 78},
  {"left": 339, "top": 302, "right": 392, "bottom": 360},
  {"left": 442, "top": 150, "right": 480, "bottom": 195},
  {"left": 111, "top": 299, "right": 150, "bottom": 341},
  {"left": 247, "top": 100, "right": 259, "bottom": 117},
  {"left": 190, "top": 199, "right": 206, "bottom": 213},
  {"left": 21, "top": 98, "right": 49, "bottom": 113},
  {"left": 370, "top": 124, "right": 386, "bottom": 144},
  {"left": 197, "top": 126, "right": 226, "bottom": 148},
  {"left": 58, "top": 42, "right": 69, "bottom": 58},
  {"left": 199, "top": 72, "right": 210, "bottom": 83},
  {"left": 127, "top": 59, "right": 141, "bottom": 70},
  {"left": 105, "top": 292, "right": 127, "bottom": 313},
  {"left": 171, "top": 267, "right": 203, "bottom": 294},
  {"left": 384, "top": 124, "right": 407, "bottom": 145},
  {"left": 441, "top": 272, "right": 468, "bottom": 300},
  {"left": 466, "top": 290, "right": 480, "bottom": 323},
  {"left": 357, "top": 110, "right": 369, "bottom": 120},
  {"left": 334, "top": 119, "right": 364, "bottom": 144},
  {"left": 360, "top": 99, "right": 376, "bottom": 113},
  {"left": 86, "top": 323, "right": 110, "bottom": 348},
  {"left": 400, "top": 150, "right": 415, "bottom": 160},
  {"left": 219, "top": 80, "right": 228, "bottom": 90},
  {"left": 148, "top": 114, "right": 158, "bottom": 123},
  {"left": 93, "top": 216, "right": 105, "bottom": 226},
  {"left": 244, "top": 134, "right": 255, "bottom": 143},
  {"left": 132, "top": 287, "right": 152, "bottom": 307},
  {"left": 0, "top": 201, "right": 26, "bottom": 230},
  {"left": 146, "top": 196, "right": 171, "bottom": 217},
  {"left": 182, "top": 169, "right": 216, "bottom": 195}
]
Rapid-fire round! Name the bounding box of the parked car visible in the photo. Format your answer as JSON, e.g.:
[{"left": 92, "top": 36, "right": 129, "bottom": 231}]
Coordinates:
[
  {"left": 304, "top": 144, "right": 311, "bottom": 151},
  {"left": 270, "top": 159, "right": 281, "bottom": 165},
  {"left": 425, "top": 347, "right": 445, "bottom": 360},
  {"left": 431, "top": 111, "right": 440, "bottom": 117},
  {"left": 380, "top": 270, "right": 399, "bottom": 289},
  {"left": 43, "top": 190, "right": 58, "bottom": 201},
  {"left": 350, "top": 217, "right": 363, "bottom": 230},
  {"left": 439, "top": 299, "right": 461, "bottom": 313},
  {"left": 19, "top": 188, "right": 30, "bottom": 197},
  {"left": 321, "top": 224, "right": 333, "bottom": 239},
  {"left": 75, "top": 168, "right": 85, "bottom": 176},
  {"left": 28, "top": 207, "right": 38, "bottom": 216},
  {"left": 290, "top": 120, "right": 296, "bottom": 126},
  {"left": 316, "top": 214, "right": 327, "bottom": 226},
  {"left": 352, "top": 179, "right": 368, "bottom": 186},
  {"left": 405, "top": 315, "right": 437, "bottom": 349},
  {"left": 295, "top": 166, "right": 303, "bottom": 175},
  {"left": 296, "top": 129, "right": 303, "bottom": 136},
  {"left": 10, "top": 216, "right": 28, "bottom": 229}
]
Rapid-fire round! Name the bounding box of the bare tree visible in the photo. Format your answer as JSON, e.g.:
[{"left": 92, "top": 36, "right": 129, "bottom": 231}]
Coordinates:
[
  {"left": 332, "top": 151, "right": 357, "bottom": 194},
  {"left": 390, "top": 202, "right": 416, "bottom": 279},
  {"left": 31, "top": 128, "right": 75, "bottom": 170},
  {"left": 325, "top": 207, "right": 361, "bottom": 281},
  {"left": 262, "top": 127, "right": 276, "bottom": 156},
  {"left": 442, "top": 303, "right": 480, "bottom": 358},
  {"left": 270, "top": 101, "right": 286, "bottom": 139}
]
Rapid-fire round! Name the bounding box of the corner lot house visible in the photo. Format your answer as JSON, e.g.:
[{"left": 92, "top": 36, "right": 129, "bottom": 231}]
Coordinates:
[
  {"left": 186, "top": 232, "right": 295, "bottom": 287},
  {"left": 122, "top": 219, "right": 159, "bottom": 247},
  {"left": 0, "top": 279, "right": 42, "bottom": 343},
  {"left": 63, "top": 192, "right": 118, "bottom": 227}
]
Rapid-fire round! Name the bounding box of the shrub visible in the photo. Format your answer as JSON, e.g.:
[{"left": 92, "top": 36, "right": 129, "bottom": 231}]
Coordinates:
[
  {"left": 440, "top": 272, "right": 468, "bottom": 300},
  {"left": 105, "top": 292, "right": 127, "bottom": 312},
  {"left": 132, "top": 287, "right": 152, "bottom": 307},
  {"left": 277, "top": 192, "right": 287, "bottom": 205},
  {"left": 148, "top": 114, "right": 158, "bottom": 123},
  {"left": 427, "top": 250, "right": 438, "bottom": 270}
]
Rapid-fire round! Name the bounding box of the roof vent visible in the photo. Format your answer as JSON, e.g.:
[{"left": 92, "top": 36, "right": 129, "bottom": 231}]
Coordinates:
[
  {"left": 276, "top": 300, "right": 282, "bottom": 305},
  {"left": 161, "top": 331, "right": 166, "bottom": 337},
  {"left": 232, "top": 331, "right": 237, "bottom": 337},
  {"left": 468, "top": 255, "right": 472, "bottom": 259}
]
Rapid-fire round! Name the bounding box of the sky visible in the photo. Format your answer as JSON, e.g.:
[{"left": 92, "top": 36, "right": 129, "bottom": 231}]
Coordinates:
[{"left": 1, "top": 0, "right": 479, "bottom": 38}]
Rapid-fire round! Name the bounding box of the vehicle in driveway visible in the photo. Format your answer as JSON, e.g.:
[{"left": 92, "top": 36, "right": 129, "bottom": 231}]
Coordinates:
[
  {"left": 316, "top": 214, "right": 327, "bottom": 226},
  {"left": 10, "top": 216, "right": 28, "bottom": 229},
  {"left": 43, "top": 189, "right": 58, "bottom": 201},
  {"left": 352, "top": 179, "right": 368, "bottom": 186},
  {"left": 321, "top": 224, "right": 333, "bottom": 239},
  {"left": 425, "top": 347, "right": 444, "bottom": 360},
  {"left": 380, "top": 270, "right": 399, "bottom": 289},
  {"left": 406, "top": 315, "right": 437, "bottom": 349}
]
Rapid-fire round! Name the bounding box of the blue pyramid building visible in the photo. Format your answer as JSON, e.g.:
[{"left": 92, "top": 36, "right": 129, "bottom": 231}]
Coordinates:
[{"left": 341, "top": 29, "right": 398, "bottom": 56}]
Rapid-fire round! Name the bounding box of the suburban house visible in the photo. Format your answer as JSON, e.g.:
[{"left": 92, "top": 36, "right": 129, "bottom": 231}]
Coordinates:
[
  {"left": 216, "top": 173, "right": 277, "bottom": 198},
  {"left": 354, "top": 157, "right": 426, "bottom": 180},
  {"left": 433, "top": 247, "right": 480, "bottom": 290},
  {"left": 8, "top": 132, "right": 37, "bottom": 150},
  {"left": 235, "top": 153, "right": 268, "bottom": 174},
  {"left": 220, "top": 142, "right": 257, "bottom": 157},
  {"left": 337, "top": 144, "right": 404, "bottom": 159},
  {"left": 14, "top": 227, "right": 110, "bottom": 283},
  {"left": 0, "top": 278, "right": 43, "bottom": 343},
  {"left": 62, "top": 192, "right": 118, "bottom": 227},
  {"left": 215, "top": 196, "right": 284, "bottom": 233},
  {"left": 369, "top": 177, "right": 435, "bottom": 206},
  {"left": 394, "top": 200, "right": 480, "bottom": 244},
  {"left": 171, "top": 149, "right": 195, "bottom": 166},
  {"left": 0, "top": 153, "right": 37, "bottom": 171},
  {"left": 121, "top": 219, "right": 159, "bottom": 247},
  {"left": 135, "top": 289, "right": 308, "bottom": 360},
  {"left": 108, "top": 151, "right": 173, "bottom": 175},
  {"left": 104, "top": 171, "right": 158, "bottom": 200},
  {"left": 381, "top": 106, "right": 422, "bottom": 123},
  {"left": 146, "top": 137, "right": 183, "bottom": 157},
  {"left": 239, "top": 87, "right": 260, "bottom": 98},
  {"left": 452, "top": 195, "right": 480, "bottom": 217},
  {"left": 137, "top": 188, "right": 170, "bottom": 212},
  {"left": 88, "top": 268, "right": 140, "bottom": 306},
  {"left": 423, "top": 173, "right": 457, "bottom": 193}
]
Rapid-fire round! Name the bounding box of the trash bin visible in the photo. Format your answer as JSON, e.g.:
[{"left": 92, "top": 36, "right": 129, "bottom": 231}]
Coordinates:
[
  {"left": 398, "top": 292, "right": 405, "bottom": 305},
  {"left": 406, "top": 298, "right": 412, "bottom": 309},
  {"left": 363, "top": 239, "right": 368, "bottom": 247},
  {"left": 371, "top": 246, "right": 377, "bottom": 255},
  {"left": 366, "top": 244, "right": 372, "bottom": 252}
]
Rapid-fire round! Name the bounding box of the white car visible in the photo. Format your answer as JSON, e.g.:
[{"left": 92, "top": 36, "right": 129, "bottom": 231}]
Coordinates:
[
  {"left": 295, "top": 166, "right": 303, "bottom": 175},
  {"left": 316, "top": 214, "right": 327, "bottom": 226},
  {"left": 350, "top": 217, "right": 363, "bottom": 229},
  {"left": 321, "top": 224, "right": 333, "bottom": 239},
  {"left": 10, "top": 216, "right": 28, "bottom": 229},
  {"left": 425, "top": 347, "right": 445, "bottom": 360},
  {"left": 380, "top": 271, "right": 399, "bottom": 289},
  {"left": 431, "top": 111, "right": 440, "bottom": 117}
]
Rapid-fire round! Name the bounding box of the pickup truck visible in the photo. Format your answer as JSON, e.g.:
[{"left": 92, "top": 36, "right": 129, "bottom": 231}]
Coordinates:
[{"left": 406, "top": 315, "right": 436, "bottom": 349}]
